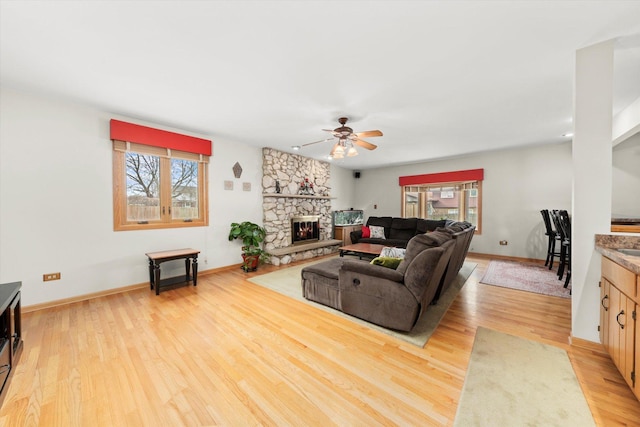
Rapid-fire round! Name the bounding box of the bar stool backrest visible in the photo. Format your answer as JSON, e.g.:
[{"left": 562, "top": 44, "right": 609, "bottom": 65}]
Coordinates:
[
  {"left": 558, "top": 210, "right": 571, "bottom": 240},
  {"left": 540, "top": 209, "right": 555, "bottom": 236}
]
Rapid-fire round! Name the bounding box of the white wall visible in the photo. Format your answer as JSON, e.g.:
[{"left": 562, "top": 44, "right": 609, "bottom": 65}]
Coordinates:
[
  {"left": 0, "top": 88, "right": 270, "bottom": 306},
  {"left": 330, "top": 164, "right": 357, "bottom": 211},
  {"left": 352, "top": 142, "right": 573, "bottom": 260},
  {"left": 612, "top": 132, "right": 640, "bottom": 216}
]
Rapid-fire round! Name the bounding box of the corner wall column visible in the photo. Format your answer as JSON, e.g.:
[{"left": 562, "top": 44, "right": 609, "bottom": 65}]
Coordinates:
[{"left": 571, "top": 40, "right": 614, "bottom": 341}]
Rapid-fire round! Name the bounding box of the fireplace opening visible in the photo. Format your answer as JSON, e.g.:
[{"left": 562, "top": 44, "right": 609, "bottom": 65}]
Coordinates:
[{"left": 291, "top": 215, "right": 320, "bottom": 245}]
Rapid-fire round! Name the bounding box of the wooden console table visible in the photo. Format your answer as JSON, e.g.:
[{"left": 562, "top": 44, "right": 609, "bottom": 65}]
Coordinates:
[{"left": 145, "top": 248, "right": 200, "bottom": 295}]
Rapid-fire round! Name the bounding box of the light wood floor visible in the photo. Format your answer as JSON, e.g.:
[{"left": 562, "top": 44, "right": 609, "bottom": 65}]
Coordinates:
[{"left": 2, "top": 255, "right": 639, "bottom": 426}]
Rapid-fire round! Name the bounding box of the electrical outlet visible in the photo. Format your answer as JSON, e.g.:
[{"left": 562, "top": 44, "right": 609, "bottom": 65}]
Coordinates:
[
  {"left": 43, "top": 272, "right": 61, "bottom": 281},
  {"left": 499, "top": 240, "right": 508, "bottom": 246}
]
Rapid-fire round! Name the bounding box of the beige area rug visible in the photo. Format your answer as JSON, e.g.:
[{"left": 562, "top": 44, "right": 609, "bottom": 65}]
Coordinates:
[
  {"left": 248, "top": 257, "right": 476, "bottom": 347},
  {"left": 480, "top": 260, "right": 571, "bottom": 298},
  {"left": 454, "top": 327, "right": 595, "bottom": 427}
]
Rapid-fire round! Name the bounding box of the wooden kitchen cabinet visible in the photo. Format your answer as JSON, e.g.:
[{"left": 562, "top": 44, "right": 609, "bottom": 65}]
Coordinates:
[{"left": 600, "top": 257, "right": 638, "bottom": 399}]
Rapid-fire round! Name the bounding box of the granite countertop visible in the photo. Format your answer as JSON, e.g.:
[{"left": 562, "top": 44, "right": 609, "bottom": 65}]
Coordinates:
[{"left": 595, "top": 234, "right": 640, "bottom": 274}]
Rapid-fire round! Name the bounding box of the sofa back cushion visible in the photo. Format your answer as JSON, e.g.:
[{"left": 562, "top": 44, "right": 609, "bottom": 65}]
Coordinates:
[
  {"left": 366, "top": 216, "right": 393, "bottom": 238},
  {"left": 396, "top": 230, "right": 452, "bottom": 275},
  {"left": 389, "top": 217, "right": 418, "bottom": 241},
  {"left": 416, "top": 219, "right": 448, "bottom": 234}
]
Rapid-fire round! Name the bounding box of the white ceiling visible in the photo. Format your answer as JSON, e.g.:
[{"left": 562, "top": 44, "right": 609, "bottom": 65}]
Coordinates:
[{"left": 2, "top": 1, "right": 639, "bottom": 170}]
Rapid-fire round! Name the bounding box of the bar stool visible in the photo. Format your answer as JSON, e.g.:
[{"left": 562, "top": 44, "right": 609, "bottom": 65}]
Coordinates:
[
  {"left": 557, "top": 210, "right": 571, "bottom": 288},
  {"left": 540, "top": 209, "right": 561, "bottom": 269},
  {"left": 551, "top": 210, "right": 571, "bottom": 287}
]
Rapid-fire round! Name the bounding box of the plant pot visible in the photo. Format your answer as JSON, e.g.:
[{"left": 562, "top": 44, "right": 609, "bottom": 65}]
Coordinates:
[{"left": 241, "top": 254, "right": 260, "bottom": 272}]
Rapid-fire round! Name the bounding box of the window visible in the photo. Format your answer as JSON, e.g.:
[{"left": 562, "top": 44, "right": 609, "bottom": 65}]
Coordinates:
[
  {"left": 399, "top": 169, "right": 483, "bottom": 234},
  {"left": 111, "top": 120, "right": 210, "bottom": 231}
]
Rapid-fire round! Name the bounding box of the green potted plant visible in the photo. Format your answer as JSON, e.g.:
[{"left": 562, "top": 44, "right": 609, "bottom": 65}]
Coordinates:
[{"left": 228, "top": 221, "right": 270, "bottom": 272}]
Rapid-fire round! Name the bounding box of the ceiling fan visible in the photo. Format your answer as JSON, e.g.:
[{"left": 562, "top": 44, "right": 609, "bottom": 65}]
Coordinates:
[{"left": 302, "top": 117, "right": 383, "bottom": 158}]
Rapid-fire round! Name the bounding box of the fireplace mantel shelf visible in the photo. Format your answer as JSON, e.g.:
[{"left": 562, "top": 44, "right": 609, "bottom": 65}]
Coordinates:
[{"left": 263, "top": 193, "right": 334, "bottom": 200}]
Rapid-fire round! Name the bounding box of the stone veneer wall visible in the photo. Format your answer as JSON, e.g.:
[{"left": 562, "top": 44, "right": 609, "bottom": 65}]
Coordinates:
[{"left": 262, "top": 147, "right": 337, "bottom": 265}]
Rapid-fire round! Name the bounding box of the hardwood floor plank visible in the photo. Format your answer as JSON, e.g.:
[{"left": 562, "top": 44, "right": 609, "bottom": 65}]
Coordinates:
[{"left": 1, "top": 255, "right": 639, "bottom": 425}]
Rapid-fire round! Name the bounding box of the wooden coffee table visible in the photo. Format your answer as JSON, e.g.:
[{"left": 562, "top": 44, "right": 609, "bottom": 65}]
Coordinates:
[{"left": 339, "top": 243, "right": 386, "bottom": 260}]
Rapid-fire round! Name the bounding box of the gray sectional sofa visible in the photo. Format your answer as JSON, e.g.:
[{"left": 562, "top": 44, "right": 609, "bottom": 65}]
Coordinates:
[
  {"left": 302, "top": 220, "right": 475, "bottom": 332},
  {"left": 350, "top": 216, "right": 449, "bottom": 248}
]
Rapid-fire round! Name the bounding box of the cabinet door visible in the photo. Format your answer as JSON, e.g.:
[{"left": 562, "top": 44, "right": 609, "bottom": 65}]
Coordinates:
[
  {"left": 608, "top": 283, "right": 622, "bottom": 368},
  {"left": 600, "top": 279, "right": 610, "bottom": 351},
  {"left": 635, "top": 304, "right": 640, "bottom": 399},
  {"left": 608, "top": 283, "right": 637, "bottom": 392},
  {"left": 620, "top": 296, "right": 636, "bottom": 392}
]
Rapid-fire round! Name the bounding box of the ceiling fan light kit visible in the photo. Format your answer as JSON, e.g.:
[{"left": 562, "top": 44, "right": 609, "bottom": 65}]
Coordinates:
[{"left": 302, "top": 117, "right": 382, "bottom": 159}]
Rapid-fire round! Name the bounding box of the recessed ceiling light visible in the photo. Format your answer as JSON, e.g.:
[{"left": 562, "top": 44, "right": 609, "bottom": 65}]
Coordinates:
[
  {"left": 292, "top": 145, "right": 301, "bottom": 150},
  {"left": 563, "top": 133, "right": 573, "bottom": 137}
]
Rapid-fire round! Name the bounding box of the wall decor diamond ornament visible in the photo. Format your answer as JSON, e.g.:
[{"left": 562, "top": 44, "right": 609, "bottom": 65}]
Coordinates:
[{"left": 232, "top": 162, "right": 243, "bottom": 178}]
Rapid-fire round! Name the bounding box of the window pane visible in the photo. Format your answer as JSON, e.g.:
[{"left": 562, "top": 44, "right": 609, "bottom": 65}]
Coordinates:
[
  {"left": 126, "top": 153, "right": 160, "bottom": 221},
  {"left": 404, "top": 192, "right": 419, "bottom": 217},
  {"left": 465, "top": 188, "right": 478, "bottom": 224},
  {"left": 171, "top": 159, "right": 199, "bottom": 220},
  {"left": 428, "top": 189, "right": 460, "bottom": 221}
]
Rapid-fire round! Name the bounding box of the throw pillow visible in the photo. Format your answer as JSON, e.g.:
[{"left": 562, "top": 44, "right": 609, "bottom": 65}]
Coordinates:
[
  {"left": 380, "top": 247, "right": 406, "bottom": 258},
  {"left": 369, "top": 225, "right": 386, "bottom": 239},
  {"left": 370, "top": 257, "right": 403, "bottom": 269},
  {"left": 361, "top": 225, "right": 371, "bottom": 238}
]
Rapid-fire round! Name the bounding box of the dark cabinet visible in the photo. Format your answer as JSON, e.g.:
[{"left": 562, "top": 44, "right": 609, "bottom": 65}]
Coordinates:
[{"left": 0, "top": 282, "right": 22, "bottom": 407}]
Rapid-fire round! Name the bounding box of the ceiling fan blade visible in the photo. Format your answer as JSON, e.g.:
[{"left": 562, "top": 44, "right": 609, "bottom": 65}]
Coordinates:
[
  {"left": 354, "top": 138, "right": 377, "bottom": 150},
  {"left": 356, "top": 130, "right": 383, "bottom": 138},
  {"left": 302, "top": 138, "right": 333, "bottom": 147}
]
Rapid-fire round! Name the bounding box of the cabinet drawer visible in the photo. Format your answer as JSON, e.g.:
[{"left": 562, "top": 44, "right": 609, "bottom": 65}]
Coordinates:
[{"left": 602, "top": 257, "right": 637, "bottom": 300}]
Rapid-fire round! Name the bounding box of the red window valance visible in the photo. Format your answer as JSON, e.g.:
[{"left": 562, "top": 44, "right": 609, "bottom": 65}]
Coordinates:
[
  {"left": 110, "top": 119, "right": 212, "bottom": 156},
  {"left": 399, "top": 168, "right": 484, "bottom": 186}
]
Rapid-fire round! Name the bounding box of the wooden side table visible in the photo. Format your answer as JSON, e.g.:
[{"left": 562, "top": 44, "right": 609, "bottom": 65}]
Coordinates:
[{"left": 145, "top": 248, "right": 200, "bottom": 295}]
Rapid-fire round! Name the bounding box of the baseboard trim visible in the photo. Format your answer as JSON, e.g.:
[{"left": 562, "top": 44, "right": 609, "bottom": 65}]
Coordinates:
[
  {"left": 569, "top": 335, "right": 605, "bottom": 353},
  {"left": 22, "top": 263, "right": 242, "bottom": 313},
  {"left": 468, "top": 252, "right": 545, "bottom": 265}
]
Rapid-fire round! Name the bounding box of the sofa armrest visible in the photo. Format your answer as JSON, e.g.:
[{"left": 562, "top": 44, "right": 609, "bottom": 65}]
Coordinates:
[
  {"left": 350, "top": 229, "right": 363, "bottom": 244},
  {"left": 340, "top": 259, "right": 404, "bottom": 283}
]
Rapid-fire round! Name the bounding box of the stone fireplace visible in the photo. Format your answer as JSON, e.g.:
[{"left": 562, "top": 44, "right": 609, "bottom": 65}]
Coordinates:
[{"left": 262, "top": 148, "right": 341, "bottom": 265}]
